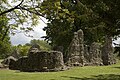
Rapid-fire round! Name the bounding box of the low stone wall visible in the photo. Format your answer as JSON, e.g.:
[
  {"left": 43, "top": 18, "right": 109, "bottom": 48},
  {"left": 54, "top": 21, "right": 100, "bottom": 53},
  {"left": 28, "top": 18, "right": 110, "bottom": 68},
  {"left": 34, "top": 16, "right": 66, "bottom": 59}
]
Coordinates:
[{"left": 9, "top": 51, "right": 67, "bottom": 72}]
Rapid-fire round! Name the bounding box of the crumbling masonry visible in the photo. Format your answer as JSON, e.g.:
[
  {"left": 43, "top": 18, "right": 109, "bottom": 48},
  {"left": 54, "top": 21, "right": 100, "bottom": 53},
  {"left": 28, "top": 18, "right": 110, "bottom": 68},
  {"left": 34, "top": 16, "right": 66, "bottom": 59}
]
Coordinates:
[
  {"left": 1, "top": 29, "right": 116, "bottom": 72},
  {"left": 66, "top": 29, "right": 116, "bottom": 66}
]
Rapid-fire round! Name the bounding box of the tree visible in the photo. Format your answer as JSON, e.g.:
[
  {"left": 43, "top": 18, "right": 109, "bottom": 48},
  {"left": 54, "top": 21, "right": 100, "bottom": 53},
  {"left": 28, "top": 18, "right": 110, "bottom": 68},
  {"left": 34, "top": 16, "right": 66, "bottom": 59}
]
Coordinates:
[
  {"left": 40, "top": 0, "right": 103, "bottom": 51},
  {"left": 1, "top": 0, "right": 120, "bottom": 53},
  {"left": 40, "top": 0, "right": 120, "bottom": 53},
  {"left": 15, "top": 45, "right": 30, "bottom": 56},
  {"left": 0, "top": 40, "right": 12, "bottom": 59},
  {"left": 0, "top": 0, "right": 46, "bottom": 39},
  {"left": 0, "top": 16, "right": 12, "bottom": 58}
]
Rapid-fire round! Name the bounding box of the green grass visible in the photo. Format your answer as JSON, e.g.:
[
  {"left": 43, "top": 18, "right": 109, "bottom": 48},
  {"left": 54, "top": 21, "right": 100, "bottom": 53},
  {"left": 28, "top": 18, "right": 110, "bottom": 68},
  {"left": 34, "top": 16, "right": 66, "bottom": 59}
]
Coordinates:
[{"left": 0, "top": 61, "right": 120, "bottom": 80}]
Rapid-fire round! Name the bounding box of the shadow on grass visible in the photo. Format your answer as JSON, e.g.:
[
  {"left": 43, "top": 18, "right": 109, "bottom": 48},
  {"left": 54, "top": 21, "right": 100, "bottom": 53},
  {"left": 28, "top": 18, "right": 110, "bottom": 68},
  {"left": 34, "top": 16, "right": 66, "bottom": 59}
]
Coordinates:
[
  {"left": 112, "top": 67, "right": 120, "bottom": 69},
  {"left": 61, "top": 74, "right": 120, "bottom": 80}
]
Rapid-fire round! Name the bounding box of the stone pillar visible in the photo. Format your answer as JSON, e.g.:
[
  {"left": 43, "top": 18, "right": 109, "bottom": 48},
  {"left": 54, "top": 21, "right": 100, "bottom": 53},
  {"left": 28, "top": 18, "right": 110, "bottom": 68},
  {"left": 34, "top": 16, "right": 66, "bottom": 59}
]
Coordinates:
[
  {"left": 89, "top": 42, "right": 103, "bottom": 66},
  {"left": 84, "top": 45, "right": 90, "bottom": 65},
  {"left": 77, "top": 29, "right": 86, "bottom": 66},
  {"left": 102, "top": 35, "right": 116, "bottom": 65},
  {"left": 67, "top": 32, "right": 80, "bottom": 66},
  {"left": 67, "top": 29, "right": 86, "bottom": 66}
]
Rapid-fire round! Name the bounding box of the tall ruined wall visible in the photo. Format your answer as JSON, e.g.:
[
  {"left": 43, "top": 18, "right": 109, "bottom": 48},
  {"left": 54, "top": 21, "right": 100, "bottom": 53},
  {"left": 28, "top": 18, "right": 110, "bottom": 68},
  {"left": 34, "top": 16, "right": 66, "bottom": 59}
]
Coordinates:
[
  {"left": 89, "top": 42, "right": 103, "bottom": 65},
  {"left": 66, "top": 29, "right": 116, "bottom": 66},
  {"left": 67, "top": 29, "right": 86, "bottom": 66},
  {"left": 102, "top": 35, "right": 116, "bottom": 65}
]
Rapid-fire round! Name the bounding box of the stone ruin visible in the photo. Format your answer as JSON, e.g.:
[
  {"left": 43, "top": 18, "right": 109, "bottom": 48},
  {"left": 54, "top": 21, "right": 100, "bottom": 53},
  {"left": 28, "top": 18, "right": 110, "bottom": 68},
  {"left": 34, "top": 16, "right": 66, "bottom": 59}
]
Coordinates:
[
  {"left": 1, "top": 29, "right": 116, "bottom": 71},
  {"left": 66, "top": 29, "right": 116, "bottom": 66},
  {"left": 67, "top": 29, "right": 86, "bottom": 66},
  {"left": 9, "top": 45, "right": 67, "bottom": 72},
  {"left": 28, "top": 44, "right": 41, "bottom": 53},
  {"left": 86, "top": 42, "right": 103, "bottom": 66},
  {"left": 102, "top": 35, "right": 116, "bottom": 65},
  {"left": 1, "top": 49, "right": 21, "bottom": 68}
]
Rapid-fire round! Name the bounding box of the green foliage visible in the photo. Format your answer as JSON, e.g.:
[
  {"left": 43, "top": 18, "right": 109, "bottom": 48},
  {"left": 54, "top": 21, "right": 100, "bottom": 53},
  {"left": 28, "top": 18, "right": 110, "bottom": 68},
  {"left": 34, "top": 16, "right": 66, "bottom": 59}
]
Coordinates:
[
  {"left": 0, "top": 14, "right": 9, "bottom": 41},
  {"left": 13, "top": 39, "right": 51, "bottom": 56},
  {"left": 1, "top": 0, "right": 120, "bottom": 56},
  {"left": 0, "top": 40, "right": 12, "bottom": 59},
  {"left": 19, "top": 45, "right": 30, "bottom": 56},
  {"left": 0, "top": 0, "right": 43, "bottom": 36},
  {"left": 0, "top": 60, "right": 120, "bottom": 80},
  {"left": 41, "top": 0, "right": 120, "bottom": 52},
  {"left": 30, "top": 39, "right": 51, "bottom": 51},
  {"left": 0, "top": 12, "right": 12, "bottom": 59},
  {"left": 0, "top": 0, "right": 52, "bottom": 57},
  {"left": 13, "top": 45, "right": 30, "bottom": 56}
]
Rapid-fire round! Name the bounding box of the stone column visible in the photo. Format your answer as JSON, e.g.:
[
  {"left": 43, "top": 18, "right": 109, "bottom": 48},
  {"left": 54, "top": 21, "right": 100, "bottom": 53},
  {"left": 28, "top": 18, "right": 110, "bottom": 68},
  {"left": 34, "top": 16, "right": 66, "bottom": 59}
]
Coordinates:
[
  {"left": 102, "top": 35, "right": 116, "bottom": 65},
  {"left": 77, "top": 29, "right": 86, "bottom": 66},
  {"left": 89, "top": 42, "right": 103, "bottom": 66},
  {"left": 67, "top": 32, "right": 80, "bottom": 66},
  {"left": 66, "top": 29, "right": 86, "bottom": 66},
  {"left": 84, "top": 45, "right": 90, "bottom": 65}
]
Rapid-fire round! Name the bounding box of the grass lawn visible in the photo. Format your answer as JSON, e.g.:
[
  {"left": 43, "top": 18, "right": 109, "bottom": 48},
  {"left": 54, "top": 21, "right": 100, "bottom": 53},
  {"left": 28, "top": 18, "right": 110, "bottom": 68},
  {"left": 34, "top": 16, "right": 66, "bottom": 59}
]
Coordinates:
[{"left": 0, "top": 61, "right": 120, "bottom": 80}]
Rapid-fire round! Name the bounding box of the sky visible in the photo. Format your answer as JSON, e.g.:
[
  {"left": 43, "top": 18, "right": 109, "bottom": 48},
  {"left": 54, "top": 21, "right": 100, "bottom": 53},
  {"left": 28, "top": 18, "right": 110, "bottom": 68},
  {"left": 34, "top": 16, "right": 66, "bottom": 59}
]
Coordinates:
[
  {"left": 8, "top": 0, "right": 47, "bottom": 45},
  {"left": 10, "top": 17, "right": 47, "bottom": 45}
]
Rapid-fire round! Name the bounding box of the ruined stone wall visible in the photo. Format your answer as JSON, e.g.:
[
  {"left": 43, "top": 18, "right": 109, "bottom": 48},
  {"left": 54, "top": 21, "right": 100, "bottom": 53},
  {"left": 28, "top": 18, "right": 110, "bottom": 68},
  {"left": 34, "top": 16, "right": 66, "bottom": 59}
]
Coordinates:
[
  {"left": 66, "top": 29, "right": 116, "bottom": 66},
  {"left": 1, "top": 49, "right": 21, "bottom": 68},
  {"left": 89, "top": 42, "right": 103, "bottom": 65},
  {"left": 102, "top": 36, "right": 116, "bottom": 65},
  {"left": 7, "top": 29, "right": 117, "bottom": 72},
  {"left": 9, "top": 51, "right": 66, "bottom": 72},
  {"left": 67, "top": 29, "right": 86, "bottom": 66}
]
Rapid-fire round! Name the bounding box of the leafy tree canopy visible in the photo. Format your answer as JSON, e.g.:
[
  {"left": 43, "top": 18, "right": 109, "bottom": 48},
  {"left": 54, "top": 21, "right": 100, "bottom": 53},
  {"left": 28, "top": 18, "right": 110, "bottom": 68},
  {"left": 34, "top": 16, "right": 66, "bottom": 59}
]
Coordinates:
[
  {"left": 0, "top": 0, "right": 120, "bottom": 53},
  {"left": 0, "top": 0, "right": 46, "bottom": 38},
  {"left": 0, "top": 14, "right": 12, "bottom": 59},
  {"left": 40, "top": 0, "right": 120, "bottom": 52}
]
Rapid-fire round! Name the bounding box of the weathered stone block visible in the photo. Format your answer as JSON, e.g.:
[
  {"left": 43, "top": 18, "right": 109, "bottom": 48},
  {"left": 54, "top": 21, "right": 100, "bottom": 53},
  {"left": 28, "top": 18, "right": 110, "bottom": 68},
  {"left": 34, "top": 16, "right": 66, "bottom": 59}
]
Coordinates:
[{"left": 9, "top": 51, "right": 66, "bottom": 72}]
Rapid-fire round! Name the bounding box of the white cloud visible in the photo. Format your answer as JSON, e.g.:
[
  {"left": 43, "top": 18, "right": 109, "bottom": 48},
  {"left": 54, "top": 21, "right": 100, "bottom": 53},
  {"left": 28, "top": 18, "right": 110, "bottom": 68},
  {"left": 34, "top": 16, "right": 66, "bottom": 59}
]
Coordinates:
[
  {"left": 113, "top": 38, "right": 120, "bottom": 45},
  {"left": 10, "top": 33, "right": 31, "bottom": 45},
  {"left": 7, "top": 1, "right": 47, "bottom": 45},
  {"left": 10, "top": 17, "right": 47, "bottom": 45}
]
